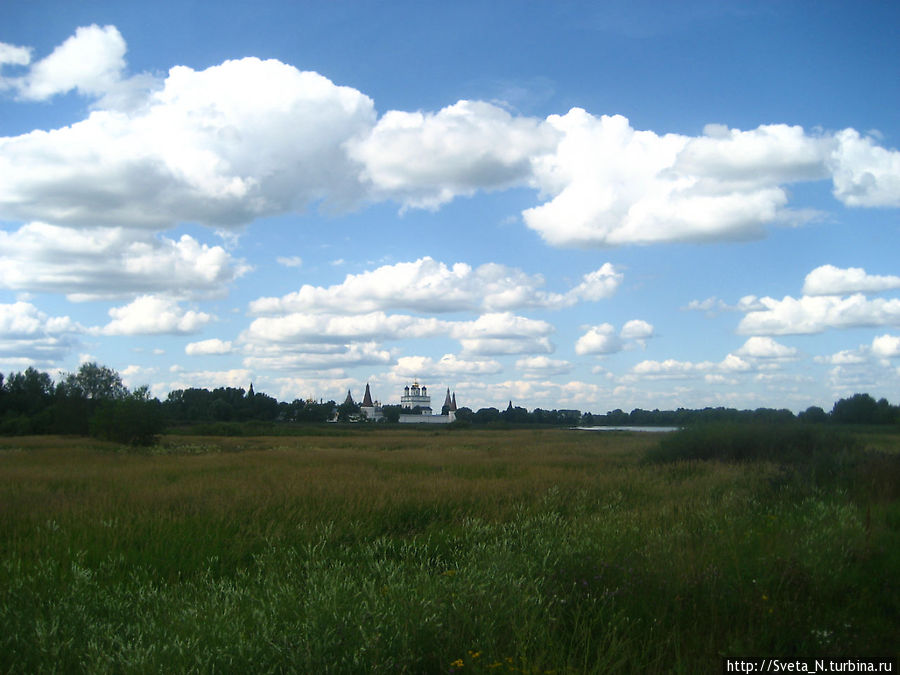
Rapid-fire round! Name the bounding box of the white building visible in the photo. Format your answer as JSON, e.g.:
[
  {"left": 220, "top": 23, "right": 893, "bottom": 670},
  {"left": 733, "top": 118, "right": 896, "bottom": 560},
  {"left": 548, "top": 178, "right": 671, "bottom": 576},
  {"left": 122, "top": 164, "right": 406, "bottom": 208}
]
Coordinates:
[
  {"left": 400, "top": 381, "right": 432, "bottom": 414},
  {"left": 398, "top": 382, "right": 457, "bottom": 424}
]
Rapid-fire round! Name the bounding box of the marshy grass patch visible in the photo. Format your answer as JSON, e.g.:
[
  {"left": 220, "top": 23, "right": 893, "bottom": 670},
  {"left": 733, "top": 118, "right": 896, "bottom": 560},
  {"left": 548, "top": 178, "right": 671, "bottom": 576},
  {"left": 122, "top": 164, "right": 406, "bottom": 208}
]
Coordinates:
[{"left": 1, "top": 428, "right": 897, "bottom": 672}]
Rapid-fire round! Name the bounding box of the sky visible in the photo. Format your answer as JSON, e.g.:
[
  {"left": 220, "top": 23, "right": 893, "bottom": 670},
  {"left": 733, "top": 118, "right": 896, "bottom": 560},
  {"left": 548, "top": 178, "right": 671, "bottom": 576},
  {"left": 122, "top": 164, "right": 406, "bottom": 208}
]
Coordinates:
[{"left": 1, "top": 0, "right": 899, "bottom": 414}]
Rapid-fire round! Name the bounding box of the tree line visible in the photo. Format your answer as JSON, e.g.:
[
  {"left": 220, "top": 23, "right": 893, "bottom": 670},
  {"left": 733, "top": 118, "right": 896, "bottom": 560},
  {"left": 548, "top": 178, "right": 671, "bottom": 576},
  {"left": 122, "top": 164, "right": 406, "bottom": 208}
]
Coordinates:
[
  {"left": 1, "top": 364, "right": 897, "bottom": 445},
  {"left": 0, "top": 363, "right": 163, "bottom": 445}
]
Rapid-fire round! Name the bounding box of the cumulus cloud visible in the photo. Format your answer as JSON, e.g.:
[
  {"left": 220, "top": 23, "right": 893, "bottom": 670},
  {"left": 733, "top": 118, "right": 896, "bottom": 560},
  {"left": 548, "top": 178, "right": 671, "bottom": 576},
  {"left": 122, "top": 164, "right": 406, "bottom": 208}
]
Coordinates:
[
  {"left": 567, "top": 263, "right": 624, "bottom": 301},
  {"left": 394, "top": 353, "right": 503, "bottom": 378},
  {"left": 3, "top": 25, "right": 900, "bottom": 257},
  {"left": 278, "top": 311, "right": 553, "bottom": 357},
  {"left": 738, "top": 294, "right": 900, "bottom": 335},
  {"left": 575, "top": 324, "right": 622, "bottom": 355},
  {"left": 242, "top": 311, "right": 447, "bottom": 344},
  {"left": 814, "top": 349, "right": 868, "bottom": 366},
  {"left": 628, "top": 353, "right": 751, "bottom": 380},
  {"left": 0, "top": 52, "right": 375, "bottom": 229},
  {"left": 802, "top": 264, "right": 900, "bottom": 296},
  {"left": 515, "top": 355, "right": 572, "bottom": 378},
  {"left": 522, "top": 113, "right": 828, "bottom": 247},
  {"left": 0, "top": 301, "right": 82, "bottom": 365},
  {"left": 734, "top": 336, "right": 799, "bottom": 360},
  {"left": 98, "top": 295, "right": 213, "bottom": 335},
  {"left": 165, "top": 368, "right": 253, "bottom": 392},
  {"left": 829, "top": 129, "right": 900, "bottom": 208},
  {"left": 249, "top": 257, "right": 621, "bottom": 315},
  {"left": 185, "top": 339, "right": 233, "bottom": 356},
  {"left": 452, "top": 312, "right": 555, "bottom": 355},
  {"left": 575, "top": 320, "right": 655, "bottom": 355},
  {"left": 685, "top": 295, "right": 765, "bottom": 315},
  {"left": 242, "top": 341, "right": 391, "bottom": 372},
  {"left": 239, "top": 309, "right": 556, "bottom": 370},
  {"left": 444, "top": 377, "right": 605, "bottom": 411},
  {"left": 0, "top": 223, "right": 249, "bottom": 300},
  {"left": 872, "top": 334, "right": 900, "bottom": 358},
  {"left": 347, "top": 99, "right": 558, "bottom": 209},
  {"left": 3, "top": 25, "right": 126, "bottom": 101},
  {"left": 620, "top": 319, "right": 655, "bottom": 341},
  {"left": 0, "top": 42, "right": 32, "bottom": 79}
]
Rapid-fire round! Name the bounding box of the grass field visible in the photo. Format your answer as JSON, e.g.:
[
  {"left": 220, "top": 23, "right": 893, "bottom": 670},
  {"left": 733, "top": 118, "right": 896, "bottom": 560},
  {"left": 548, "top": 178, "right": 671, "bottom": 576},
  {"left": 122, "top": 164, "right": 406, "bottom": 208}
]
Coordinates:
[{"left": 1, "top": 428, "right": 898, "bottom": 673}]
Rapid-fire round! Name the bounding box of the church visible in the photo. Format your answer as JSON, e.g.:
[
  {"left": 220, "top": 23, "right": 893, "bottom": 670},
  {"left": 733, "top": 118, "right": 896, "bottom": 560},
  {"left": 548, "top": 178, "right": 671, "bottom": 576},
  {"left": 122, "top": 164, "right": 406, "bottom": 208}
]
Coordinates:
[
  {"left": 356, "top": 381, "right": 458, "bottom": 424},
  {"left": 398, "top": 381, "right": 458, "bottom": 424}
]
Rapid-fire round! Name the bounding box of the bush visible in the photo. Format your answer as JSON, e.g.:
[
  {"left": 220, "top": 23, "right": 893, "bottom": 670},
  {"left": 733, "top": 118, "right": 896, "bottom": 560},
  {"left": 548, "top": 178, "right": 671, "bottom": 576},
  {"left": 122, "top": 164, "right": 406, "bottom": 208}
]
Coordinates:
[{"left": 645, "top": 422, "right": 859, "bottom": 465}]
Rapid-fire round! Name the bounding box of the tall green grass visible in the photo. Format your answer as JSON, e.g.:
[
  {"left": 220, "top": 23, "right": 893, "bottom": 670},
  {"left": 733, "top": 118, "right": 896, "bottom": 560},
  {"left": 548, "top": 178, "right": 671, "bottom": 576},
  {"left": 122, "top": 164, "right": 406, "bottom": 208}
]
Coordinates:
[{"left": 1, "top": 430, "right": 897, "bottom": 673}]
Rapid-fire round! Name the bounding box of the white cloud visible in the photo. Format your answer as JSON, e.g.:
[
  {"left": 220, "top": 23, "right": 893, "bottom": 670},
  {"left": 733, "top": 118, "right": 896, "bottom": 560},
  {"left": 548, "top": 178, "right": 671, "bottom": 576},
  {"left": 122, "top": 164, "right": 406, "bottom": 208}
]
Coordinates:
[
  {"left": 0, "top": 301, "right": 82, "bottom": 365},
  {"left": 185, "top": 339, "right": 233, "bottom": 356},
  {"left": 9, "top": 25, "right": 126, "bottom": 101},
  {"left": 0, "top": 223, "right": 249, "bottom": 300},
  {"left": 240, "top": 308, "right": 556, "bottom": 369},
  {"left": 620, "top": 319, "right": 655, "bottom": 341},
  {"left": 0, "top": 55, "right": 375, "bottom": 229},
  {"left": 814, "top": 349, "right": 868, "bottom": 366},
  {"left": 2, "top": 26, "right": 899, "bottom": 255},
  {"left": 575, "top": 323, "right": 622, "bottom": 355},
  {"left": 276, "top": 256, "right": 303, "bottom": 268},
  {"left": 242, "top": 341, "right": 391, "bottom": 372},
  {"left": 514, "top": 355, "right": 572, "bottom": 378},
  {"left": 447, "top": 377, "right": 605, "bottom": 412},
  {"left": 165, "top": 369, "right": 253, "bottom": 392},
  {"left": 394, "top": 353, "right": 503, "bottom": 378},
  {"left": 99, "top": 295, "right": 213, "bottom": 335},
  {"left": 575, "top": 319, "right": 654, "bottom": 355},
  {"left": 567, "top": 263, "right": 624, "bottom": 301},
  {"left": 0, "top": 42, "right": 32, "bottom": 76},
  {"left": 738, "top": 294, "right": 900, "bottom": 335},
  {"left": 458, "top": 337, "right": 554, "bottom": 355},
  {"left": 451, "top": 313, "right": 555, "bottom": 355},
  {"left": 802, "top": 264, "right": 900, "bottom": 296},
  {"left": 734, "top": 336, "right": 799, "bottom": 360},
  {"left": 685, "top": 295, "right": 765, "bottom": 315},
  {"left": 347, "top": 99, "right": 558, "bottom": 209},
  {"left": 242, "top": 311, "right": 447, "bottom": 345},
  {"left": 872, "top": 334, "right": 900, "bottom": 358},
  {"left": 676, "top": 122, "right": 829, "bottom": 187},
  {"left": 628, "top": 353, "right": 751, "bottom": 381},
  {"left": 449, "top": 312, "right": 553, "bottom": 339},
  {"left": 522, "top": 112, "right": 824, "bottom": 247},
  {"left": 830, "top": 129, "right": 900, "bottom": 207},
  {"left": 249, "top": 257, "right": 620, "bottom": 315}
]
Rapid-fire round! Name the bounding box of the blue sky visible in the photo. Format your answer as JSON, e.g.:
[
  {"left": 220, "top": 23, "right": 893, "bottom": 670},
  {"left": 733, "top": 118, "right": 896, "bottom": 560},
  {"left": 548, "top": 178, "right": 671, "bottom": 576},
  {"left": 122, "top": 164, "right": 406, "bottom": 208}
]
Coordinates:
[{"left": 1, "top": 0, "right": 899, "bottom": 413}]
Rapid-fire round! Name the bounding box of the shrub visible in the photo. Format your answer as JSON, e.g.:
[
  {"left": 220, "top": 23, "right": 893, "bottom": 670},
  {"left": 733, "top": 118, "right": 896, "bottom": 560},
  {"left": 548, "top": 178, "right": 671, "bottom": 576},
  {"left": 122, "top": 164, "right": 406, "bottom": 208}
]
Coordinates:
[{"left": 645, "top": 422, "right": 859, "bottom": 465}]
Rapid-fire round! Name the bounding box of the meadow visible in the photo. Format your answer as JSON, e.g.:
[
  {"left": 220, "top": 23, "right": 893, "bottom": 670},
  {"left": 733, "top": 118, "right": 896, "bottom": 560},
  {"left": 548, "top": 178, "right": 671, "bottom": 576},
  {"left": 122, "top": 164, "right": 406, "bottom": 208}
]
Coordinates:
[{"left": 1, "top": 427, "right": 898, "bottom": 673}]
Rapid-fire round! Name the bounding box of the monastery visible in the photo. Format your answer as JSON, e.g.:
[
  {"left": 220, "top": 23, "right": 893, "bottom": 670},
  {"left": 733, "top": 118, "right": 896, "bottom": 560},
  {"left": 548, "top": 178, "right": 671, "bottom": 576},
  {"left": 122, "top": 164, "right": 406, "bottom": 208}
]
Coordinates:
[{"left": 355, "top": 381, "right": 458, "bottom": 424}]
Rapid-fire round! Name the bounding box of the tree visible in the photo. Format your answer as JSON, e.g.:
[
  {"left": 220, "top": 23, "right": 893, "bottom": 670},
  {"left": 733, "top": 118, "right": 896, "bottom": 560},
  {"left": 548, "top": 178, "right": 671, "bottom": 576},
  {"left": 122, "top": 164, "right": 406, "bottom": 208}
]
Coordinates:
[
  {"left": 90, "top": 387, "right": 164, "bottom": 446},
  {"left": 381, "top": 405, "right": 402, "bottom": 423},
  {"left": 336, "top": 398, "right": 361, "bottom": 422},
  {"left": 473, "top": 407, "right": 501, "bottom": 424},
  {"left": 5, "top": 367, "right": 54, "bottom": 414},
  {"left": 799, "top": 406, "right": 828, "bottom": 424},
  {"left": 64, "top": 362, "right": 127, "bottom": 401},
  {"left": 454, "top": 407, "right": 473, "bottom": 423},
  {"left": 831, "top": 393, "right": 879, "bottom": 424}
]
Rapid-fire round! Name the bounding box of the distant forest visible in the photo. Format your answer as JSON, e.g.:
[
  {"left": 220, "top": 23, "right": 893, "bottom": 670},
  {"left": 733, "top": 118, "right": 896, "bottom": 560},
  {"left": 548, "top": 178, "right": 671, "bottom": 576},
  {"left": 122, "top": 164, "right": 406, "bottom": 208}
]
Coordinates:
[{"left": 1, "top": 363, "right": 898, "bottom": 444}]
